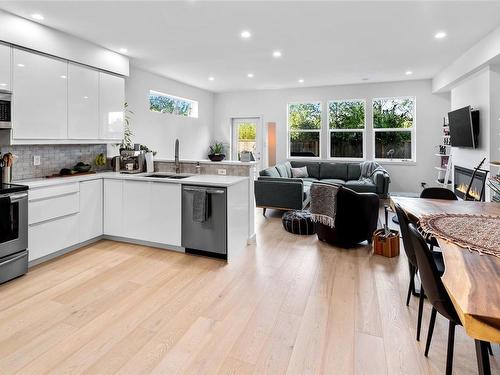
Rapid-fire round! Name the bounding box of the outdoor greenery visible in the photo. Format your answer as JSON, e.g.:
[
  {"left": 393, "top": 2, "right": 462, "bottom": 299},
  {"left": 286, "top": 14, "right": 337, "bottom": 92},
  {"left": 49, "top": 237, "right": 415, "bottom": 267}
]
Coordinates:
[
  {"left": 329, "top": 100, "right": 365, "bottom": 129},
  {"left": 373, "top": 97, "right": 414, "bottom": 128},
  {"left": 330, "top": 132, "right": 363, "bottom": 158},
  {"left": 373, "top": 97, "right": 414, "bottom": 159},
  {"left": 238, "top": 123, "right": 256, "bottom": 140},
  {"left": 288, "top": 103, "right": 321, "bottom": 156},
  {"left": 149, "top": 92, "right": 195, "bottom": 117}
]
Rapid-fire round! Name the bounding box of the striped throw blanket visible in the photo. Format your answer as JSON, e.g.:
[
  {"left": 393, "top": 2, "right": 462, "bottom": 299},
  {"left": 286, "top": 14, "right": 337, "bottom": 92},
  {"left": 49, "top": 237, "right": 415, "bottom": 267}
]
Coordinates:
[{"left": 310, "top": 182, "right": 339, "bottom": 228}]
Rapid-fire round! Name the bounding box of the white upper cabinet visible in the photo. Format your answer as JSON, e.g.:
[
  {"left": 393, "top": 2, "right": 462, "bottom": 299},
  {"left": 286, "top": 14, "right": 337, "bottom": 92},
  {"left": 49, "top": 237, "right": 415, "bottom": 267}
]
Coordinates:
[
  {"left": 12, "top": 49, "right": 68, "bottom": 139},
  {"left": 68, "top": 63, "right": 99, "bottom": 139},
  {"left": 0, "top": 44, "right": 11, "bottom": 91},
  {"left": 99, "top": 72, "right": 124, "bottom": 140}
]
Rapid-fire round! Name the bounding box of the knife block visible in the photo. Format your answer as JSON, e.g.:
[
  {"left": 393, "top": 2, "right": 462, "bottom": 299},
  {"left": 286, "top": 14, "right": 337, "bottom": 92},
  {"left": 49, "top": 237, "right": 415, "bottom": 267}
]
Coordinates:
[{"left": 373, "top": 229, "right": 400, "bottom": 258}]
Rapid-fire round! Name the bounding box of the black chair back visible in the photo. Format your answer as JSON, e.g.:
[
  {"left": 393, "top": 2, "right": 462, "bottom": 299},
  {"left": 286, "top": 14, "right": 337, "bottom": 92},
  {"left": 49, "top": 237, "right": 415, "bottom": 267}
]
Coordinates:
[
  {"left": 394, "top": 204, "right": 417, "bottom": 267},
  {"left": 420, "top": 187, "right": 458, "bottom": 200},
  {"left": 408, "top": 224, "right": 459, "bottom": 323}
]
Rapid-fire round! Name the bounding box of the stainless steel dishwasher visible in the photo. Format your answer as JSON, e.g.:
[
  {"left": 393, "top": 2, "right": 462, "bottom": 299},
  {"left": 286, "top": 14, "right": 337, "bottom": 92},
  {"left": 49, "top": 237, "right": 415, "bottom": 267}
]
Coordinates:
[{"left": 182, "top": 185, "right": 227, "bottom": 259}]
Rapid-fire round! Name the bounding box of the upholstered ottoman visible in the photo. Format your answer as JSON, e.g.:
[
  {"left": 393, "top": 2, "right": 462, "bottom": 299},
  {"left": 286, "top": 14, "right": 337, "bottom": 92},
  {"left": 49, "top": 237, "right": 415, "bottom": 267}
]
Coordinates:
[{"left": 282, "top": 210, "right": 316, "bottom": 235}]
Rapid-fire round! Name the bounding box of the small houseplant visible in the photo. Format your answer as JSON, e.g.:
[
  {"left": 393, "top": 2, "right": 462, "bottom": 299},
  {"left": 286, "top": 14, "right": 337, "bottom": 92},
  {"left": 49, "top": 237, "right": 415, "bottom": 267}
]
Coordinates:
[{"left": 208, "top": 141, "right": 227, "bottom": 162}]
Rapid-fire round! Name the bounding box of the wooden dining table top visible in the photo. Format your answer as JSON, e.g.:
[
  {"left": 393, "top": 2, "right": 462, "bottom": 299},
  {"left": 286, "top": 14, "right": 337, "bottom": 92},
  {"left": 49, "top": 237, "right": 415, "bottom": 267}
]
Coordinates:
[{"left": 390, "top": 196, "right": 500, "bottom": 344}]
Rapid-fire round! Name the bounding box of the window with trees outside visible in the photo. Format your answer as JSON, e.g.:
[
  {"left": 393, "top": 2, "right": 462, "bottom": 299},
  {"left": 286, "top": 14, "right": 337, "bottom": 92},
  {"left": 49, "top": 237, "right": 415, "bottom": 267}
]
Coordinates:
[
  {"left": 373, "top": 97, "right": 415, "bottom": 161},
  {"left": 328, "top": 99, "right": 365, "bottom": 159},
  {"left": 288, "top": 102, "right": 321, "bottom": 157},
  {"left": 149, "top": 90, "right": 199, "bottom": 118}
]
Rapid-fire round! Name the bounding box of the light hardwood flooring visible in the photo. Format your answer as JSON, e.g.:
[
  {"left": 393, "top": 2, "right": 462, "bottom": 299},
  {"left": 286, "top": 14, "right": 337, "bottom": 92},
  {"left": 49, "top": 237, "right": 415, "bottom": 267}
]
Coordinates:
[{"left": 0, "top": 207, "right": 498, "bottom": 374}]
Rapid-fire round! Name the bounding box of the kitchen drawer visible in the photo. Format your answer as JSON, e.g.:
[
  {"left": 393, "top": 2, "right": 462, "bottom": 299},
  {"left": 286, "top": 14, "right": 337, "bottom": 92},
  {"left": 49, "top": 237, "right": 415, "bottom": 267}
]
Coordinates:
[
  {"left": 29, "top": 183, "right": 79, "bottom": 201},
  {"left": 28, "top": 213, "right": 79, "bottom": 261},
  {"left": 29, "top": 190, "right": 79, "bottom": 225}
]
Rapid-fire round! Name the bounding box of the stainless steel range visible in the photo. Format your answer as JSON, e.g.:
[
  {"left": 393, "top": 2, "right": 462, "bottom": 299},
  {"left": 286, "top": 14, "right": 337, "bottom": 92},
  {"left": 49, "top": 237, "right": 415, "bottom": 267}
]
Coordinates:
[{"left": 0, "top": 183, "right": 28, "bottom": 284}]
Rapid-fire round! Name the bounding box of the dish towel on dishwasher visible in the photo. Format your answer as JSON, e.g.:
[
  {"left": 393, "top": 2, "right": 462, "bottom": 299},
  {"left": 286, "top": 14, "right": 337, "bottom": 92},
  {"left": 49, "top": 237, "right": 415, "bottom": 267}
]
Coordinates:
[{"left": 192, "top": 190, "right": 208, "bottom": 222}]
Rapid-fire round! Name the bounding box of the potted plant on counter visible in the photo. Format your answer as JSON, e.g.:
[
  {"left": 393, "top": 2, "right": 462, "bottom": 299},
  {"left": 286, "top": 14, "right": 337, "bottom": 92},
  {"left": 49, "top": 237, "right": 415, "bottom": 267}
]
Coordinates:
[{"left": 208, "top": 141, "right": 227, "bottom": 162}]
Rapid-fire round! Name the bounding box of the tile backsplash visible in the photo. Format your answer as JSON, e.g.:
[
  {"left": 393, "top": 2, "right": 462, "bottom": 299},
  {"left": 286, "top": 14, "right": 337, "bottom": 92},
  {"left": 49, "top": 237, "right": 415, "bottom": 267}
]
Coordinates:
[{"left": 0, "top": 144, "right": 108, "bottom": 180}]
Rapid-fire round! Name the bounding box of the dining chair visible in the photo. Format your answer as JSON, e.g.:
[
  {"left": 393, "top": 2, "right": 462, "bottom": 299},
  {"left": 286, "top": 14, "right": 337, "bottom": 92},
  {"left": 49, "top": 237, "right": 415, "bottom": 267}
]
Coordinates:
[
  {"left": 419, "top": 188, "right": 458, "bottom": 251},
  {"left": 408, "top": 223, "right": 461, "bottom": 375},
  {"left": 420, "top": 187, "right": 458, "bottom": 200},
  {"left": 394, "top": 203, "right": 444, "bottom": 341}
]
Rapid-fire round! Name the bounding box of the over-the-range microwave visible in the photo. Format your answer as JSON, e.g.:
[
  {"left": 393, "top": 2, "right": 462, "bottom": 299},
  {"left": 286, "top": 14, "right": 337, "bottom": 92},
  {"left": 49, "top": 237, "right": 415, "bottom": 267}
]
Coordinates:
[{"left": 0, "top": 91, "right": 12, "bottom": 129}]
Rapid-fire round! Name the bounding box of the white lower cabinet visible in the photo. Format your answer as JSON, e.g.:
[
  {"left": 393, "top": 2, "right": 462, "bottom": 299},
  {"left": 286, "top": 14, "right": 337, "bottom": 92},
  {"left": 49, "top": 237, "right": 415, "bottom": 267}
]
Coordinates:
[
  {"left": 28, "top": 179, "right": 182, "bottom": 263},
  {"left": 29, "top": 214, "right": 79, "bottom": 262},
  {"left": 103, "top": 179, "right": 124, "bottom": 237},
  {"left": 150, "top": 182, "right": 181, "bottom": 246},
  {"left": 79, "top": 179, "right": 103, "bottom": 242}
]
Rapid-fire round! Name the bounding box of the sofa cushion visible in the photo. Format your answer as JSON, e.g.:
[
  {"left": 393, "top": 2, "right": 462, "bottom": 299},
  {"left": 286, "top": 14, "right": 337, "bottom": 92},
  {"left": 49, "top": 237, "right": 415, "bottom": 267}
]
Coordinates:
[
  {"left": 347, "top": 164, "right": 362, "bottom": 180},
  {"left": 320, "top": 179, "right": 346, "bottom": 186},
  {"left": 276, "top": 163, "right": 290, "bottom": 178},
  {"left": 300, "top": 177, "right": 319, "bottom": 183},
  {"left": 290, "top": 161, "right": 320, "bottom": 179},
  {"left": 260, "top": 166, "right": 280, "bottom": 178},
  {"left": 291, "top": 166, "right": 308, "bottom": 178},
  {"left": 345, "top": 180, "right": 377, "bottom": 193},
  {"left": 320, "top": 163, "right": 348, "bottom": 180}
]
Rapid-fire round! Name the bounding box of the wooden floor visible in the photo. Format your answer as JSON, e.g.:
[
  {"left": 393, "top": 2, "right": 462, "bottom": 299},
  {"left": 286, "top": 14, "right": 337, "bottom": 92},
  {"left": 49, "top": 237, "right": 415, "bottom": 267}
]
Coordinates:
[{"left": 0, "top": 208, "right": 498, "bottom": 375}]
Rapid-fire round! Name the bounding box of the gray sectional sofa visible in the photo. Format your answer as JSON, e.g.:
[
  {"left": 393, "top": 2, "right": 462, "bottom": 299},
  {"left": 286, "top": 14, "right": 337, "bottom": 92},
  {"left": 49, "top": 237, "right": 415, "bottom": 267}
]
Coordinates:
[{"left": 254, "top": 161, "right": 390, "bottom": 212}]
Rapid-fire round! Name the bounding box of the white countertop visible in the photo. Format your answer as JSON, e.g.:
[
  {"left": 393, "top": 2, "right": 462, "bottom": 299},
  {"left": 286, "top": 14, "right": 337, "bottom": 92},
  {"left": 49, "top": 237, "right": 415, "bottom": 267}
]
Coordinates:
[
  {"left": 14, "top": 172, "right": 249, "bottom": 189},
  {"left": 154, "top": 158, "right": 257, "bottom": 166}
]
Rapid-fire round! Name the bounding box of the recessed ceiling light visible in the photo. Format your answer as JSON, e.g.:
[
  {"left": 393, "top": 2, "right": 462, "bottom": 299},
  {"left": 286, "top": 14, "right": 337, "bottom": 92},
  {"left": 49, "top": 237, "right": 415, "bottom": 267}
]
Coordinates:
[
  {"left": 435, "top": 31, "right": 447, "bottom": 39},
  {"left": 0, "top": 83, "right": 7, "bottom": 87},
  {"left": 208, "top": 76, "right": 215, "bottom": 81},
  {"left": 405, "top": 71, "right": 413, "bottom": 76},
  {"left": 298, "top": 79, "right": 304, "bottom": 83},
  {"left": 247, "top": 73, "right": 254, "bottom": 78},
  {"left": 119, "top": 48, "right": 128, "bottom": 54},
  {"left": 83, "top": 96, "right": 89, "bottom": 99},
  {"left": 31, "top": 14, "right": 44, "bottom": 21},
  {"left": 272, "top": 50, "right": 282, "bottom": 58},
  {"left": 60, "top": 75, "right": 67, "bottom": 79},
  {"left": 240, "top": 30, "right": 251, "bottom": 39},
  {"left": 17, "top": 63, "right": 24, "bottom": 67}
]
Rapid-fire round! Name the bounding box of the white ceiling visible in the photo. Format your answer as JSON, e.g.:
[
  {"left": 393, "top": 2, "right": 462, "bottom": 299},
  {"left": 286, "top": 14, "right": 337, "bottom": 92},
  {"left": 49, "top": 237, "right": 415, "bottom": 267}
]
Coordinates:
[{"left": 1, "top": 1, "right": 500, "bottom": 93}]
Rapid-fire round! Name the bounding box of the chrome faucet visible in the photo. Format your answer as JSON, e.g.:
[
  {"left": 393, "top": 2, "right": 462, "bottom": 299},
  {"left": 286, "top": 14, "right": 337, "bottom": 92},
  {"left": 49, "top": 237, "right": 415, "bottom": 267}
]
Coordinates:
[{"left": 174, "top": 139, "right": 180, "bottom": 174}]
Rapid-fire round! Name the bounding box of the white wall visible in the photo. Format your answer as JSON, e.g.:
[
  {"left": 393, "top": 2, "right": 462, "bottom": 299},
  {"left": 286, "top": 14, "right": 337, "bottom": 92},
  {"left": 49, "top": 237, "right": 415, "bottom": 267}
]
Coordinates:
[
  {"left": 123, "top": 67, "right": 214, "bottom": 160},
  {"left": 213, "top": 79, "right": 450, "bottom": 193}
]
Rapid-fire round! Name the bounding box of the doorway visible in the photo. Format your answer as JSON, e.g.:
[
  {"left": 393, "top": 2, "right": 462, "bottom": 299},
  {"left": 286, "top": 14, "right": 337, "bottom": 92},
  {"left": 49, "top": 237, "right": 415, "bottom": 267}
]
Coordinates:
[{"left": 231, "top": 117, "right": 262, "bottom": 168}]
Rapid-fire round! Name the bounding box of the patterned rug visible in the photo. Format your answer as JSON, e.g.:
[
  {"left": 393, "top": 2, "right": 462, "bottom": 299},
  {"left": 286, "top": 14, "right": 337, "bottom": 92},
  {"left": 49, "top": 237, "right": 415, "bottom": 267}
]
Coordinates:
[{"left": 419, "top": 213, "right": 500, "bottom": 258}]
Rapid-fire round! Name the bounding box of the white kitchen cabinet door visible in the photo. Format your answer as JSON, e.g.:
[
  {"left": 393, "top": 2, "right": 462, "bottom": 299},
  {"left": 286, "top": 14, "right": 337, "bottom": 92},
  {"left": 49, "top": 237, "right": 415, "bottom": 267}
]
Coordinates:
[
  {"left": 123, "top": 180, "right": 151, "bottom": 240},
  {"left": 99, "top": 72, "right": 124, "bottom": 140},
  {"left": 68, "top": 63, "right": 99, "bottom": 139},
  {"left": 12, "top": 49, "right": 68, "bottom": 139},
  {"left": 0, "top": 43, "right": 11, "bottom": 91},
  {"left": 79, "top": 179, "right": 103, "bottom": 242},
  {"left": 150, "top": 183, "right": 181, "bottom": 246},
  {"left": 29, "top": 213, "right": 79, "bottom": 262},
  {"left": 104, "top": 179, "right": 123, "bottom": 236}
]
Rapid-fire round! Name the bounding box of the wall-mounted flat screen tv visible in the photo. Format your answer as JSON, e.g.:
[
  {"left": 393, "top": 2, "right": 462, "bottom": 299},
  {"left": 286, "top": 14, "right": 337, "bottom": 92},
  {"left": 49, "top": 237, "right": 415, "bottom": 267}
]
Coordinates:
[{"left": 448, "top": 106, "right": 479, "bottom": 148}]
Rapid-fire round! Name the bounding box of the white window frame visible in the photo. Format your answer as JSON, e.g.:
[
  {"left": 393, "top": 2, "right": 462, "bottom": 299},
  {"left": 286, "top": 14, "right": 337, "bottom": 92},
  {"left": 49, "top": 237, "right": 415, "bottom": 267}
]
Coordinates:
[
  {"left": 372, "top": 96, "right": 416, "bottom": 163},
  {"left": 327, "top": 99, "right": 366, "bottom": 161},
  {"left": 149, "top": 90, "right": 199, "bottom": 118},
  {"left": 286, "top": 101, "right": 322, "bottom": 159}
]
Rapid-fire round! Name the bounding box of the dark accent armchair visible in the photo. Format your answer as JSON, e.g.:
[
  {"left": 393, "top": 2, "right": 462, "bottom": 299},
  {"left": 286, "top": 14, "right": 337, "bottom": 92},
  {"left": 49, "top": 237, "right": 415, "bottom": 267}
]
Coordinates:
[{"left": 315, "top": 186, "right": 379, "bottom": 247}]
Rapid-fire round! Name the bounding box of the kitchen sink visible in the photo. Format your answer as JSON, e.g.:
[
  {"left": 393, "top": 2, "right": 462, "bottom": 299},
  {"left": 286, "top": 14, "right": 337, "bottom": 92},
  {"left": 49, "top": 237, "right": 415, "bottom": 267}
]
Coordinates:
[{"left": 142, "top": 173, "right": 191, "bottom": 179}]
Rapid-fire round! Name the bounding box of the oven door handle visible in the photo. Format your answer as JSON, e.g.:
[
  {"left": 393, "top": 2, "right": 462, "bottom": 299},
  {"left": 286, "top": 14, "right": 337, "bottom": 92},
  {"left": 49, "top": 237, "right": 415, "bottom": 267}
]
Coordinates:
[
  {"left": 0, "top": 252, "right": 26, "bottom": 267},
  {"left": 2, "top": 192, "right": 28, "bottom": 202}
]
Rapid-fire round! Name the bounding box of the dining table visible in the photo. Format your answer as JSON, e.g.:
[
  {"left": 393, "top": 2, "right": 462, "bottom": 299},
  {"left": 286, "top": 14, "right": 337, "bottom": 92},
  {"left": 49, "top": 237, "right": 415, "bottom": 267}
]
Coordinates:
[{"left": 390, "top": 196, "right": 500, "bottom": 375}]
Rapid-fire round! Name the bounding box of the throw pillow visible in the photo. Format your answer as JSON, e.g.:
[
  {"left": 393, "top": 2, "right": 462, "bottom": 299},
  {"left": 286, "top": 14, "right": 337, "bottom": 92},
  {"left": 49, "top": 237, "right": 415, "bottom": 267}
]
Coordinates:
[{"left": 291, "top": 166, "right": 308, "bottom": 178}]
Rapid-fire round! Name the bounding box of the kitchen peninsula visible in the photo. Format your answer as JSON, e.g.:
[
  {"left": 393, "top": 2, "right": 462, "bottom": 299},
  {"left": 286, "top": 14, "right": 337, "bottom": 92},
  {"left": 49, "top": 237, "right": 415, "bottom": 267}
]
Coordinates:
[{"left": 19, "top": 172, "right": 250, "bottom": 265}]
